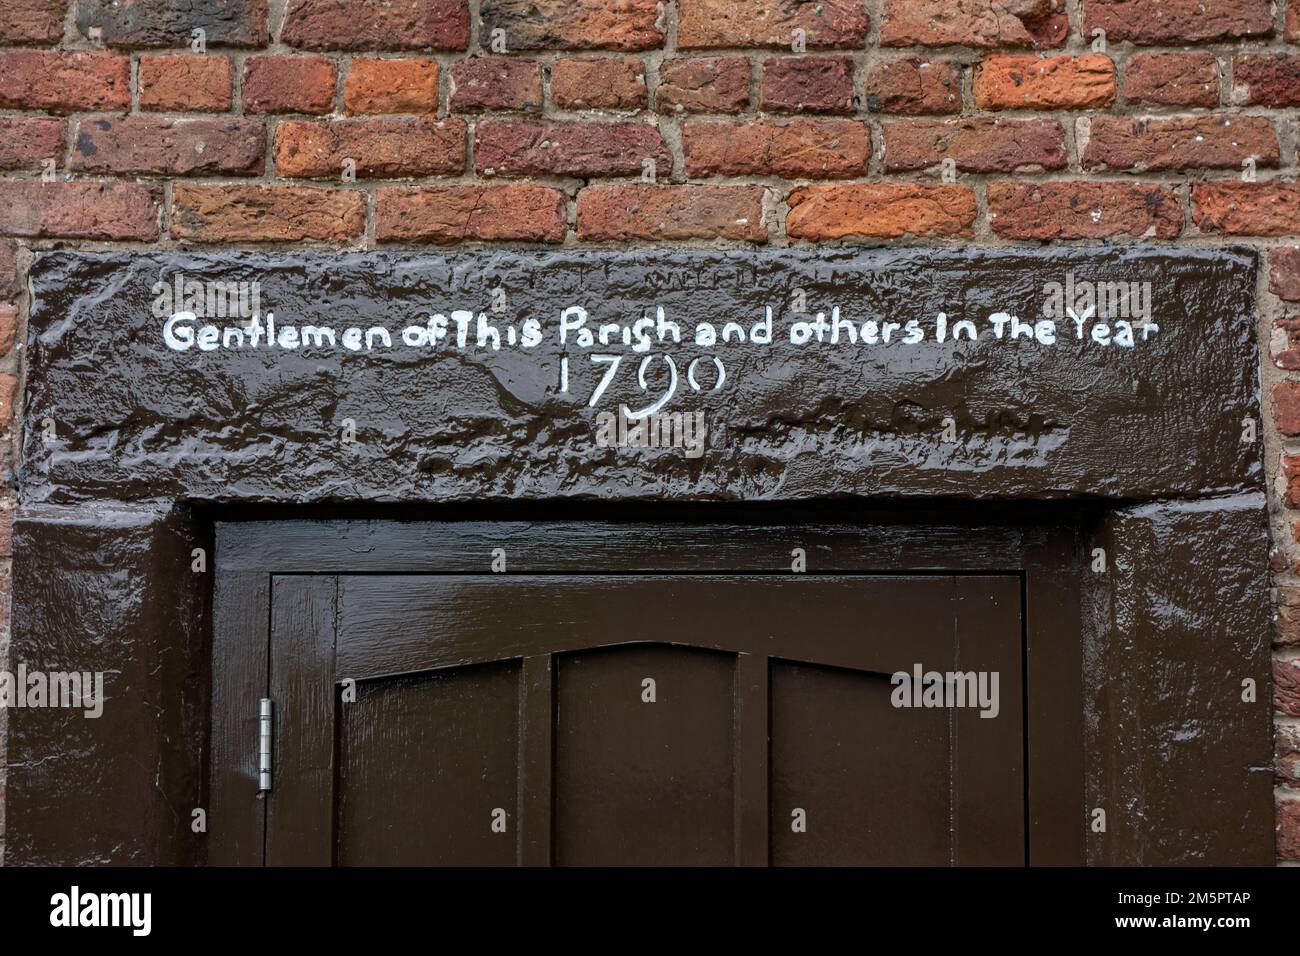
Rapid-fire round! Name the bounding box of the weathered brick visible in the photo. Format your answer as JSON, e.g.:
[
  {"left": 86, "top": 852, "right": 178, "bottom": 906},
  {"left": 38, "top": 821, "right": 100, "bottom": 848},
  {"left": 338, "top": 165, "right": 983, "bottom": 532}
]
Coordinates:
[
  {"left": 0, "top": 374, "right": 17, "bottom": 432},
  {"left": 656, "top": 57, "right": 750, "bottom": 114},
  {"left": 0, "top": 180, "right": 159, "bottom": 240},
  {"left": 1290, "top": 1, "right": 1300, "bottom": 42},
  {"left": 475, "top": 120, "right": 670, "bottom": 178},
  {"left": 881, "top": 0, "right": 1067, "bottom": 48},
  {"left": 679, "top": 0, "right": 869, "bottom": 49},
  {"left": 71, "top": 117, "right": 265, "bottom": 176},
  {"left": 786, "top": 183, "right": 976, "bottom": 240},
  {"left": 243, "top": 56, "right": 337, "bottom": 115},
  {"left": 1084, "top": 0, "right": 1272, "bottom": 44},
  {"left": 1123, "top": 52, "right": 1219, "bottom": 108},
  {"left": 0, "top": 305, "right": 16, "bottom": 357},
  {"left": 0, "top": 51, "right": 130, "bottom": 113},
  {"left": 171, "top": 183, "right": 365, "bottom": 242},
  {"left": 988, "top": 181, "right": 1183, "bottom": 240},
  {"left": 760, "top": 56, "right": 855, "bottom": 114},
  {"left": 883, "top": 117, "right": 1065, "bottom": 173},
  {"left": 377, "top": 184, "right": 567, "bottom": 244},
  {"left": 974, "top": 53, "right": 1116, "bottom": 109},
  {"left": 1276, "top": 658, "right": 1300, "bottom": 717},
  {"left": 0, "top": 117, "right": 65, "bottom": 171},
  {"left": 1275, "top": 380, "right": 1300, "bottom": 434},
  {"left": 1082, "top": 115, "right": 1278, "bottom": 172},
  {"left": 684, "top": 119, "right": 870, "bottom": 179},
  {"left": 76, "top": 0, "right": 268, "bottom": 47},
  {"left": 1, "top": 0, "right": 67, "bottom": 44},
  {"left": 344, "top": 59, "right": 441, "bottom": 114},
  {"left": 0, "top": 242, "right": 17, "bottom": 300},
  {"left": 139, "top": 55, "right": 234, "bottom": 112},
  {"left": 1271, "top": 317, "right": 1300, "bottom": 369},
  {"left": 284, "top": 0, "right": 468, "bottom": 51},
  {"left": 1282, "top": 453, "right": 1300, "bottom": 505},
  {"left": 276, "top": 118, "right": 466, "bottom": 178},
  {"left": 1278, "top": 723, "right": 1300, "bottom": 780},
  {"left": 1234, "top": 55, "right": 1300, "bottom": 107},
  {"left": 865, "top": 58, "right": 961, "bottom": 114},
  {"left": 481, "top": 0, "right": 662, "bottom": 51},
  {"left": 551, "top": 57, "right": 647, "bottom": 111},
  {"left": 1270, "top": 247, "right": 1300, "bottom": 302},
  {"left": 449, "top": 58, "right": 542, "bottom": 112},
  {"left": 577, "top": 184, "right": 766, "bottom": 241},
  {"left": 1193, "top": 181, "right": 1300, "bottom": 235},
  {"left": 1281, "top": 800, "right": 1300, "bottom": 861}
]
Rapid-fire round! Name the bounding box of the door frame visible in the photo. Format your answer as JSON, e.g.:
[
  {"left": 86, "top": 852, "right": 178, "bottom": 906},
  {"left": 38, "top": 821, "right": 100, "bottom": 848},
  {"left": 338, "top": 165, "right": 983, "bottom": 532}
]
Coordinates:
[{"left": 209, "top": 512, "right": 1085, "bottom": 866}]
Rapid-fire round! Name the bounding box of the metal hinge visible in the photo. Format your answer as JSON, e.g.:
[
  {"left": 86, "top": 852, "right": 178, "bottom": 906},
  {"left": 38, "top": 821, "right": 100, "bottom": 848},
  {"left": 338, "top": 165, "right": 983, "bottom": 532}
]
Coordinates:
[{"left": 258, "top": 697, "right": 273, "bottom": 792}]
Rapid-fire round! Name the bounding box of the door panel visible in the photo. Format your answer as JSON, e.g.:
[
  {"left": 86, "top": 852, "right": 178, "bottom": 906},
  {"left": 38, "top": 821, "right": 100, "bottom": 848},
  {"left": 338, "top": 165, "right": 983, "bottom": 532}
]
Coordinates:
[
  {"left": 554, "top": 645, "right": 736, "bottom": 866},
  {"left": 770, "top": 661, "right": 952, "bottom": 866},
  {"left": 261, "top": 573, "right": 1024, "bottom": 866},
  {"left": 337, "top": 663, "right": 520, "bottom": 866}
]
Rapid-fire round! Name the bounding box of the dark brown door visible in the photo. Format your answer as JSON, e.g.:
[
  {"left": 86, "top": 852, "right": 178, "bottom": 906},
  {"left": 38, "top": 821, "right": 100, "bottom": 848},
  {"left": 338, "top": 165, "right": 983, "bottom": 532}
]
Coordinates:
[{"left": 260, "top": 573, "right": 1024, "bottom": 866}]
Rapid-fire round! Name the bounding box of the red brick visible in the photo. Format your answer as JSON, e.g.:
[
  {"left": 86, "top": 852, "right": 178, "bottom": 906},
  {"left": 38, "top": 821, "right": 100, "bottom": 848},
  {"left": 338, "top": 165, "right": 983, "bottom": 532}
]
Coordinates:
[
  {"left": 284, "top": 0, "right": 468, "bottom": 51},
  {"left": 0, "top": 117, "right": 65, "bottom": 172},
  {"left": 0, "top": 242, "right": 17, "bottom": 300},
  {"left": 881, "top": 0, "right": 1067, "bottom": 48},
  {"left": 1, "top": 0, "right": 67, "bottom": 44},
  {"left": 551, "top": 57, "right": 647, "bottom": 111},
  {"left": 760, "top": 56, "right": 855, "bottom": 114},
  {"left": 577, "top": 184, "right": 766, "bottom": 241},
  {"left": 865, "top": 58, "right": 961, "bottom": 114},
  {"left": 1271, "top": 317, "right": 1300, "bottom": 369},
  {"left": 1083, "top": 115, "right": 1278, "bottom": 172},
  {"left": 243, "top": 56, "right": 337, "bottom": 115},
  {"left": 1193, "top": 181, "right": 1300, "bottom": 236},
  {"left": 656, "top": 57, "right": 750, "bottom": 114},
  {"left": 75, "top": 0, "right": 268, "bottom": 47},
  {"left": 0, "top": 180, "right": 159, "bottom": 240},
  {"left": 988, "top": 181, "right": 1183, "bottom": 240},
  {"left": 1281, "top": 801, "right": 1300, "bottom": 861},
  {"left": 0, "top": 374, "right": 17, "bottom": 431},
  {"left": 974, "top": 54, "right": 1116, "bottom": 109},
  {"left": 481, "top": 0, "right": 662, "bottom": 51},
  {"left": 1084, "top": 0, "right": 1272, "bottom": 44},
  {"left": 276, "top": 118, "right": 466, "bottom": 178},
  {"left": 1270, "top": 247, "right": 1300, "bottom": 302},
  {"left": 1123, "top": 52, "right": 1220, "bottom": 108},
  {"left": 171, "top": 183, "right": 365, "bottom": 242},
  {"left": 684, "top": 118, "right": 870, "bottom": 179},
  {"left": 449, "top": 58, "right": 542, "bottom": 113},
  {"left": 1275, "top": 380, "right": 1300, "bottom": 435},
  {"left": 1290, "top": 2, "right": 1300, "bottom": 42},
  {"left": 0, "top": 305, "right": 16, "bottom": 356},
  {"left": 786, "top": 183, "right": 976, "bottom": 240},
  {"left": 1276, "top": 658, "right": 1300, "bottom": 717},
  {"left": 883, "top": 118, "right": 1065, "bottom": 173},
  {"left": 679, "top": 0, "right": 869, "bottom": 49},
  {"left": 1278, "top": 723, "right": 1300, "bottom": 781},
  {"left": 139, "top": 55, "right": 234, "bottom": 112},
  {"left": 475, "top": 120, "right": 670, "bottom": 178},
  {"left": 1282, "top": 454, "right": 1300, "bottom": 505},
  {"left": 71, "top": 117, "right": 265, "bottom": 175},
  {"left": 377, "top": 184, "right": 567, "bottom": 244},
  {"left": 1234, "top": 55, "right": 1300, "bottom": 107},
  {"left": 0, "top": 51, "right": 130, "bottom": 113},
  {"left": 344, "top": 59, "right": 441, "bottom": 114}
]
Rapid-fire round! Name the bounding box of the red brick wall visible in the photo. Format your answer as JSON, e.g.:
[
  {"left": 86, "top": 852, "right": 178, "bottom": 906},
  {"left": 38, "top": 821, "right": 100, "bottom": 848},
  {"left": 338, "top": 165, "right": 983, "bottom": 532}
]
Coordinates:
[{"left": 0, "top": 0, "right": 1298, "bottom": 864}]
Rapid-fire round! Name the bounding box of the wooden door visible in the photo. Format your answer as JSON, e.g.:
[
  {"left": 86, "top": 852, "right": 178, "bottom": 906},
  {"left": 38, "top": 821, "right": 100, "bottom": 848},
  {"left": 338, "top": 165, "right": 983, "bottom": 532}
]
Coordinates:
[{"left": 258, "top": 573, "right": 1024, "bottom": 866}]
